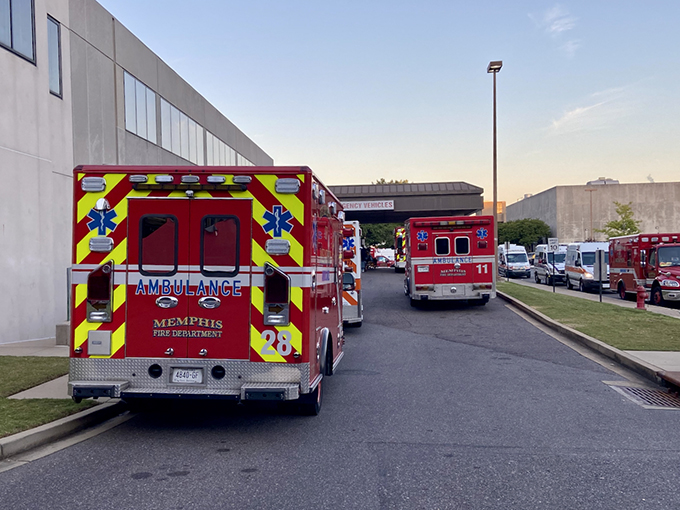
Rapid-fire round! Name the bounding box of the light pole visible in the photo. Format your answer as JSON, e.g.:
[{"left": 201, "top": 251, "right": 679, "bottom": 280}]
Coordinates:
[{"left": 488, "top": 61, "right": 502, "bottom": 279}]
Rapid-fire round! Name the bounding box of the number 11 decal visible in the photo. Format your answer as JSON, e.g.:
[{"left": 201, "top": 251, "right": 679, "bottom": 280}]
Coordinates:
[{"left": 476, "top": 264, "right": 488, "bottom": 274}]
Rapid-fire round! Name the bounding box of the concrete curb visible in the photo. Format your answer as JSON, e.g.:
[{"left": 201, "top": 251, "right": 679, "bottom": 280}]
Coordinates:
[
  {"left": 0, "top": 400, "right": 127, "bottom": 461},
  {"left": 497, "top": 291, "right": 665, "bottom": 386}
]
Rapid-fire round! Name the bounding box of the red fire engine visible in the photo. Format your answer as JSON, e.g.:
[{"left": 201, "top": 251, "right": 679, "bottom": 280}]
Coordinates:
[
  {"left": 609, "top": 233, "right": 680, "bottom": 306},
  {"left": 68, "top": 165, "right": 345, "bottom": 415},
  {"left": 404, "top": 216, "right": 495, "bottom": 306}
]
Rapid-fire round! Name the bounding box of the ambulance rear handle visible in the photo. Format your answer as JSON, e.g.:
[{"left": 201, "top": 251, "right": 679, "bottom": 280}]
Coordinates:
[
  {"left": 198, "top": 297, "right": 221, "bottom": 309},
  {"left": 156, "top": 296, "right": 179, "bottom": 309}
]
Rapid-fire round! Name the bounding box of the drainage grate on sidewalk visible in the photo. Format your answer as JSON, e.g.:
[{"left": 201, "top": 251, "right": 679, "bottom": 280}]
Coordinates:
[{"left": 609, "top": 385, "right": 680, "bottom": 410}]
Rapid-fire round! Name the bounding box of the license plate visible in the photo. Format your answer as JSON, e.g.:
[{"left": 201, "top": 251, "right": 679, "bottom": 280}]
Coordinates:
[{"left": 171, "top": 368, "right": 203, "bottom": 384}]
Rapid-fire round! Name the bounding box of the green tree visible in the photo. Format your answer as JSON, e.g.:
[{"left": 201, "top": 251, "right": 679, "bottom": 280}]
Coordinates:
[
  {"left": 498, "top": 219, "right": 551, "bottom": 250},
  {"left": 595, "top": 201, "right": 641, "bottom": 239},
  {"left": 372, "top": 178, "right": 409, "bottom": 184},
  {"left": 362, "top": 223, "right": 401, "bottom": 248}
]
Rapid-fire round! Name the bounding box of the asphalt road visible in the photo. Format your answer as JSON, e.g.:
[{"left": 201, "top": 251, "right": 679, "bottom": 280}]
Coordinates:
[{"left": 2, "top": 269, "right": 680, "bottom": 509}]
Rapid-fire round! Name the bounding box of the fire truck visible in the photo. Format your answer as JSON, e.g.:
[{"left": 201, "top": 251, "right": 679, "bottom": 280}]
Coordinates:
[
  {"left": 404, "top": 216, "right": 495, "bottom": 306},
  {"left": 394, "top": 227, "right": 407, "bottom": 272},
  {"left": 68, "top": 165, "right": 345, "bottom": 415},
  {"left": 609, "top": 233, "right": 680, "bottom": 306},
  {"left": 341, "top": 221, "right": 363, "bottom": 327}
]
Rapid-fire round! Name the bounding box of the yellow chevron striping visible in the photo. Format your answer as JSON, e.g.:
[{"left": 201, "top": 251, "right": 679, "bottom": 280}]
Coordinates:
[
  {"left": 291, "top": 286, "right": 303, "bottom": 311},
  {"left": 74, "top": 321, "right": 100, "bottom": 350},
  {"left": 251, "top": 286, "right": 264, "bottom": 315},
  {"left": 250, "top": 325, "right": 286, "bottom": 363},
  {"left": 113, "top": 284, "right": 126, "bottom": 311},
  {"left": 256, "top": 174, "right": 305, "bottom": 226},
  {"left": 76, "top": 173, "right": 127, "bottom": 222},
  {"left": 75, "top": 284, "right": 87, "bottom": 309}
]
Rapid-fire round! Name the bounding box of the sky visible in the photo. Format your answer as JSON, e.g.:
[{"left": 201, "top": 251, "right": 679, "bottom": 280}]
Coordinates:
[{"left": 96, "top": 0, "right": 680, "bottom": 204}]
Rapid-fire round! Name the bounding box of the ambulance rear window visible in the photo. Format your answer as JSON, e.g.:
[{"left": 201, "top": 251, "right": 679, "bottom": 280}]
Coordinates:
[
  {"left": 455, "top": 236, "right": 470, "bottom": 255},
  {"left": 201, "top": 216, "right": 239, "bottom": 277},
  {"left": 139, "top": 215, "right": 178, "bottom": 276},
  {"left": 435, "top": 237, "right": 450, "bottom": 256}
]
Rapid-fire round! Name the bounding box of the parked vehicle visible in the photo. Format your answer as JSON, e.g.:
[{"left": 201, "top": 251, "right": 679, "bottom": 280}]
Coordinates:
[
  {"left": 609, "top": 233, "right": 680, "bottom": 305},
  {"left": 404, "top": 215, "right": 495, "bottom": 306},
  {"left": 375, "top": 255, "right": 395, "bottom": 268},
  {"left": 565, "top": 242, "right": 610, "bottom": 292},
  {"left": 534, "top": 244, "right": 568, "bottom": 285},
  {"left": 498, "top": 244, "right": 531, "bottom": 278},
  {"left": 342, "top": 221, "right": 363, "bottom": 326},
  {"left": 68, "top": 165, "right": 345, "bottom": 415}
]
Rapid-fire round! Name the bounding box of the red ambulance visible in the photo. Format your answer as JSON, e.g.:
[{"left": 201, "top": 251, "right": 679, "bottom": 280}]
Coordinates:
[
  {"left": 68, "top": 165, "right": 345, "bottom": 415},
  {"left": 609, "top": 233, "right": 680, "bottom": 306},
  {"left": 404, "top": 216, "right": 495, "bottom": 306}
]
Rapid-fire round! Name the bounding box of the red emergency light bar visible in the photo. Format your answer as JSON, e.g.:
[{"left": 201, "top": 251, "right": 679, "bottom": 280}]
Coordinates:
[{"left": 412, "top": 219, "right": 491, "bottom": 228}]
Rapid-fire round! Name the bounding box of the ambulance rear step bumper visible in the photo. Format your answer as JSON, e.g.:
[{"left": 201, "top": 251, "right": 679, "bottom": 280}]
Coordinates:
[
  {"left": 69, "top": 380, "right": 130, "bottom": 398},
  {"left": 241, "top": 383, "right": 300, "bottom": 401}
]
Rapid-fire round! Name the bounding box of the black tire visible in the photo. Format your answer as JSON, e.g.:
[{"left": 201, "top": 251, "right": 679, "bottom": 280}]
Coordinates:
[
  {"left": 355, "top": 320, "right": 363, "bottom": 328},
  {"left": 298, "top": 380, "right": 323, "bottom": 416},
  {"left": 651, "top": 286, "right": 664, "bottom": 306},
  {"left": 578, "top": 279, "right": 586, "bottom": 292},
  {"left": 618, "top": 282, "right": 627, "bottom": 300},
  {"left": 567, "top": 277, "right": 573, "bottom": 290},
  {"left": 325, "top": 338, "right": 334, "bottom": 376},
  {"left": 535, "top": 271, "right": 541, "bottom": 284},
  {"left": 410, "top": 298, "right": 419, "bottom": 308}
]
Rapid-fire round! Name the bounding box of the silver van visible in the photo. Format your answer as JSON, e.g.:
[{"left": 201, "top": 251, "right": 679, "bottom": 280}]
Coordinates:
[{"left": 534, "top": 244, "right": 568, "bottom": 285}]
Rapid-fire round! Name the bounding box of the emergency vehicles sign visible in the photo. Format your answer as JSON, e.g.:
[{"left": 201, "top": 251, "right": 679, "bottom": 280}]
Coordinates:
[
  {"left": 262, "top": 205, "right": 294, "bottom": 237},
  {"left": 417, "top": 230, "right": 428, "bottom": 242},
  {"left": 476, "top": 227, "right": 488, "bottom": 239}
]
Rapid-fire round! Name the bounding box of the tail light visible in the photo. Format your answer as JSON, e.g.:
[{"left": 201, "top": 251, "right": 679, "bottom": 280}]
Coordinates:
[
  {"left": 264, "top": 263, "right": 290, "bottom": 325},
  {"left": 87, "top": 260, "right": 114, "bottom": 322}
]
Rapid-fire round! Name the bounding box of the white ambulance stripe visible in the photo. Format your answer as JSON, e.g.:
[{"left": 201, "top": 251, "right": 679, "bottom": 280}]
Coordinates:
[{"left": 411, "top": 256, "right": 495, "bottom": 264}]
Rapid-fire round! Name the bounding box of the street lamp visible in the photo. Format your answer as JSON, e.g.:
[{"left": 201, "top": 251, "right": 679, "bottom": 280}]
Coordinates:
[{"left": 488, "top": 60, "right": 502, "bottom": 279}]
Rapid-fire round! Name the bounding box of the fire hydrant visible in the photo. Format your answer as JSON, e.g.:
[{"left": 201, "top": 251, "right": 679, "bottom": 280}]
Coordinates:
[{"left": 636, "top": 284, "right": 648, "bottom": 310}]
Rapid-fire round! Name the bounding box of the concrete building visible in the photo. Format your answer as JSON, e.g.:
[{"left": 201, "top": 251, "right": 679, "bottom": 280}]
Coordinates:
[
  {"left": 0, "top": 0, "right": 273, "bottom": 345},
  {"left": 506, "top": 181, "right": 680, "bottom": 244}
]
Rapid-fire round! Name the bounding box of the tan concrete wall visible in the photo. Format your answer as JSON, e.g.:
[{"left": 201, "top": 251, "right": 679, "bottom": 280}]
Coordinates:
[{"left": 507, "top": 182, "right": 680, "bottom": 244}]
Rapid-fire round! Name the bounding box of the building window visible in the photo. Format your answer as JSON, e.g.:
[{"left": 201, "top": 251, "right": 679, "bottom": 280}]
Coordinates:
[
  {"left": 124, "top": 71, "right": 157, "bottom": 144},
  {"left": 0, "top": 0, "right": 35, "bottom": 62},
  {"left": 47, "top": 16, "right": 61, "bottom": 96},
  {"left": 160, "top": 98, "right": 205, "bottom": 165},
  {"left": 206, "top": 131, "right": 236, "bottom": 166}
]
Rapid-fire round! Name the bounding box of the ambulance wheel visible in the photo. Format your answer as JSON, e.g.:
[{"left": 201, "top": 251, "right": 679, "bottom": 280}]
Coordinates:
[
  {"left": 410, "top": 298, "right": 419, "bottom": 308},
  {"left": 578, "top": 279, "right": 585, "bottom": 292},
  {"left": 72, "top": 396, "right": 82, "bottom": 404},
  {"left": 298, "top": 380, "right": 323, "bottom": 416},
  {"left": 325, "top": 337, "right": 334, "bottom": 376},
  {"left": 651, "top": 286, "right": 664, "bottom": 306},
  {"left": 535, "top": 272, "right": 541, "bottom": 284},
  {"left": 567, "top": 278, "right": 573, "bottom": 290},
  {"left": 618, "top": 282, "right": 627, "bottom": 300}
]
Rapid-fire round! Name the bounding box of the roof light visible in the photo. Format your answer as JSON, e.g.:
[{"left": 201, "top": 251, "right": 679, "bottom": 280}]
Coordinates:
[
  {"left": 129, "top": 175, "right": 148, "bottom": 183},
  {"left": 81, "top": 177, "right": 106, "bottom": 192},
  {"left": 155, "top": 175, "right": 174, "bottom": 184},
  {"left": 233, "top": 175, "right": 252, "bottom": 184},
  {"left": 276, "top": 178, "right": 301, "bottom": 194},
  {"left": 318, "top": 189, "right": 326, "bottom": 204},
  {"left": 265, "top": 239, "right": 291, "bottom": 255},
  {"left": 181, "top": 175, "right": 200, "bottom": 184},
  {"left": 207, "top": 176, "right": 226, "bottom": 184},
  {"left": 329, "top": 202, "right": 338, "bottom": 215}
]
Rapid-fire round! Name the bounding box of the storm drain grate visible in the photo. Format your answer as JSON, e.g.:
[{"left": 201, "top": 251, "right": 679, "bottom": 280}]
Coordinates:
[{"left": 610, "top": 386, "right": 680, "bottom": 410}]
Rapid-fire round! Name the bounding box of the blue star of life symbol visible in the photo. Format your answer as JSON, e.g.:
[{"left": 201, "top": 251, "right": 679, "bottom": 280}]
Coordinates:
[
  {"left": 262, "top": 205, "right": 294, "bottom": 237},
  {"left": 86, "top": 207, "right": 118, "bottom": 235},
  {"left": 343, "top": 237, "right": 355, "bottom": 250},
  {"left": 417, "top": 230, "right": 428, "bottom": 242},
  {"left": 476, "top": 227, "right": 488, "bottom": 240}
]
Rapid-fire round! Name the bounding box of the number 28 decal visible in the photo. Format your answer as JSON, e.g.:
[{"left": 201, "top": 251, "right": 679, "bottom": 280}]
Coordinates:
[{"left": 260, "top": 330, "right": 293, "bottom": 356}]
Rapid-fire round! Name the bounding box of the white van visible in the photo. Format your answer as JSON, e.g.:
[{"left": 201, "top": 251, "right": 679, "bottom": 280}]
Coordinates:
[
  {"left": 534, "top": 244, "right": 568, "bottom": 285},
  {"left": 565, "top": 242, "right": 610, "bottom": 292},
  {"left": 498, "top": 244, "right": 531, "bottom": 278}
]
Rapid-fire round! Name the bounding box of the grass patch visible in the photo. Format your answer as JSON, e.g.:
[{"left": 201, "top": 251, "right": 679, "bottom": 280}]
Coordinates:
[
  {"left": 497, "top": 282, "right": 680, "bottom": 351},
  {"left": 0, "top": 357, "right": 96, "bottom": 439}
]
